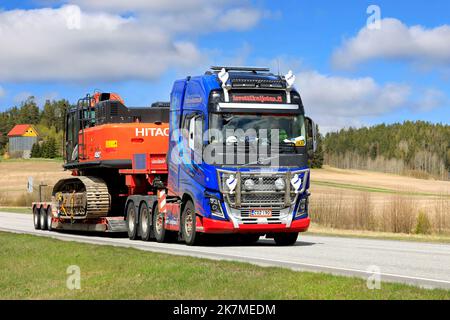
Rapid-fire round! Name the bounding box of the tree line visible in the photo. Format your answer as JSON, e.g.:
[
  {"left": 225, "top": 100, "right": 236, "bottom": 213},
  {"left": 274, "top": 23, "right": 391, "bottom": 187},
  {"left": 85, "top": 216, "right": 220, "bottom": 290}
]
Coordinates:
[
  {"left": 0, "top": 96, "right": 68, "bottom": 158},
  {"left": 2, "top": 97, "right": 447, "bottom": 181},
  {"left": 323, "top": 121, "right": 450, "bottom": 180}
]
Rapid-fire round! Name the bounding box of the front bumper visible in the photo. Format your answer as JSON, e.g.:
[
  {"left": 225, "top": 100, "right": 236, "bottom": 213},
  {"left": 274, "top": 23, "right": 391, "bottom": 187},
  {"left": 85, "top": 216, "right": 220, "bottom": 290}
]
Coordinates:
[{"left": 197, "top": 216, "right": 310, "bottom": 234}]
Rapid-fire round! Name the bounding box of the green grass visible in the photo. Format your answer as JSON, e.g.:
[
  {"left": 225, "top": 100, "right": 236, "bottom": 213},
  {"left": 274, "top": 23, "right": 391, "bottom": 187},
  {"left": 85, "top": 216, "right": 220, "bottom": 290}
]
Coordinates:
[
  {"left": 0, "top": 232, "right": 449, "bottom": 300},
  {"left": 313, "top": 180, "right": 449, "bottom": 198},
  {"left": 0, "top": 207, "right": 31, "bottom": 214}
]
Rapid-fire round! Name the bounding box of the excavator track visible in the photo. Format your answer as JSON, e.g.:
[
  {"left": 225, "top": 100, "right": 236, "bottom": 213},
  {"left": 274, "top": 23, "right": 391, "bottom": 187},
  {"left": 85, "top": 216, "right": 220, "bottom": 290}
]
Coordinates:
[{"left": 52, "top": 176, "right": 110, "bottom": 220}]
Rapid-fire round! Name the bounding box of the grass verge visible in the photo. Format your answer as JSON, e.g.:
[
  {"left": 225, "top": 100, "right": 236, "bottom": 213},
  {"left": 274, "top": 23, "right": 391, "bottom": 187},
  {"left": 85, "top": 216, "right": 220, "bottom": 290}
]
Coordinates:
[
  {"left": 0, "top": 207, "right": 31, "bottom": 214},
  {"left": 0, "top": 232, "right": 449, "bottom": 300}
]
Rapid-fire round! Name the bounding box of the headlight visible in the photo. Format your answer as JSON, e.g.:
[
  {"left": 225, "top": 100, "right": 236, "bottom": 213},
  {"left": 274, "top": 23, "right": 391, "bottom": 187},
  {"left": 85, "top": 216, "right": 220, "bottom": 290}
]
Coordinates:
[
  {"left": 244, "top": 179, "right": 255, "bottom": 191},
  {"left": 295, "top": 198, "right": 308, "bottom": 217},
  {"left": 274, "top": 177, "right": 285, "bottom": 191},
  {"left": 209, "top": 198, "right": 224, "bottom": 218}
]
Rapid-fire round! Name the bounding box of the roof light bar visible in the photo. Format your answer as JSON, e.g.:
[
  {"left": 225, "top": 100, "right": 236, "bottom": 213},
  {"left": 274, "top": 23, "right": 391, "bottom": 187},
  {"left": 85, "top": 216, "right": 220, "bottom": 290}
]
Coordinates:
[{"left": 211, "top": 66, "right": 270, "bottom": 73}]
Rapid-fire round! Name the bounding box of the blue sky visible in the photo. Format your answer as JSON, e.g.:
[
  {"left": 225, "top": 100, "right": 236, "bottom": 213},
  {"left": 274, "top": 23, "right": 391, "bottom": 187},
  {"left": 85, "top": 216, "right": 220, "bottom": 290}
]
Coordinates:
[{"left": 0, "top": 0, "right": 448, "bottom": 132}]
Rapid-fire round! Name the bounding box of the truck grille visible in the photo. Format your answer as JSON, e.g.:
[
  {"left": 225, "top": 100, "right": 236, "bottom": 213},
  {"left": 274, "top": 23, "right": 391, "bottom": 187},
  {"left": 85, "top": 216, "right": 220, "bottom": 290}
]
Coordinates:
[
  {"left": 228, "top": 193, "right": 296, "bottom": 208},
  {"left": 217, "top": 169, "right": 309, "bottom": 209}
]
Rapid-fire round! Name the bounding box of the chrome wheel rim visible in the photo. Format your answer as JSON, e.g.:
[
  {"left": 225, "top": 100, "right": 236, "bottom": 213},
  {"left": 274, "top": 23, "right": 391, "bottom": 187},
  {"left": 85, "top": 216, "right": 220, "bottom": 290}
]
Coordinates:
[
  {"left": 185, "top": 210, "right": 193, "bottom": 238},
  {"left": 155, "top": 211, "right": 163, "bottom": 235},
  {"left": 40, "top": 210, "right": 45, "bottom": 227},
  {"left": 34, "top": 210, "right": 38, "bottom": 225},
  {"left": 141, "top": 209, "right": 148, "bottom": 234},
  {"left": 47, "top": 211, "right": 52, "bottom": 228},
  {"left": 128, "top": 209, "right": 135, "bottom": 232}
]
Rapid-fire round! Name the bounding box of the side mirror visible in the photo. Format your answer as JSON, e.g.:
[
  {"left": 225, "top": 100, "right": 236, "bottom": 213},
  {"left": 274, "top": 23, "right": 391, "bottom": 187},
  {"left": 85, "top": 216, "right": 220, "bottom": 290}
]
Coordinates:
[{"left": 305, "top": 117, "right": 317, "bottom": 157}]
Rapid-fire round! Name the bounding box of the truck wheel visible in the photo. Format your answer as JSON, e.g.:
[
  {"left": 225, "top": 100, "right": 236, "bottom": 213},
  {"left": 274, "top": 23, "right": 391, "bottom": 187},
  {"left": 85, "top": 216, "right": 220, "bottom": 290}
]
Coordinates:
[
  {"left": 40, "top": 207, "right": 48, "bottom": 230},
  {"left": 152, "top": 205, "right": 168, "bottom": 243},
  {"left": 274, "top": 232, "right": 299, "bottom": 246},
  {"left": 47, "top": 206, "right": 53, "bottom": 231},
  {"left": 182, "top": 200, "right": 200, "bottom": 246},
  {"left": 126, "top": 201, "right": 138, "bottom": 240},
  {"left": 33, "top": 207, "right": 41, "bottom": 230},
  {"left": 139, "top": 202, "right": 152, "bottom": 241}
]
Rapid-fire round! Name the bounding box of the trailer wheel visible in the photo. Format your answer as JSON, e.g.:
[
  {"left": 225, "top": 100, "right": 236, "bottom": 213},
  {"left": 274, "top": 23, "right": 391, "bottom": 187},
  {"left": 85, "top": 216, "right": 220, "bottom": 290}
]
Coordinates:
[
  {"left": 47, "top": 206, "right": 53, "bottom": 231},
  {"left": 33, "top": 206, "right": 41, "bottom": 230},
  {"left": 126, "top": 201, "right": 138, "bottom": 240},
  {"left": 182, "top": 200, "right": 200, "bottom": 246},
  {"left": 40, "top": 207, "right": 48, "bottom": 230},
  {"left": 139, "top": 202, "right": 152, "bottom": 241},
  {"left": 274, "top": 232, "right": 299, "bottom": 246}
]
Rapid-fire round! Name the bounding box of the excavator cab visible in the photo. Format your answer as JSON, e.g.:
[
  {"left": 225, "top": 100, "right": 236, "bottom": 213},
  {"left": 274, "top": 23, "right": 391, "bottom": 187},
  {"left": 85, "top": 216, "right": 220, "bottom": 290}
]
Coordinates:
[{"left": 65, "top": 94, "right": 96, "bottom": 163}]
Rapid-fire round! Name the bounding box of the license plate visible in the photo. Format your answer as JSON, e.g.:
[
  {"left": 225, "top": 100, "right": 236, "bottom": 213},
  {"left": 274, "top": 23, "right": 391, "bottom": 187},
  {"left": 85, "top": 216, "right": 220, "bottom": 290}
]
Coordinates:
[{"left": 250, "top": 208, "right": 272, "bottom": 218}]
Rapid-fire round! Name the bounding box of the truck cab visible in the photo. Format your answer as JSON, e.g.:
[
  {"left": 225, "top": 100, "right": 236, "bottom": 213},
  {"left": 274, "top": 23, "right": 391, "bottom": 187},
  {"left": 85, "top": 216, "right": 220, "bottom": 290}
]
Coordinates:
[{"left": 166, "top": 67, "right": 317, "bottom": 245}]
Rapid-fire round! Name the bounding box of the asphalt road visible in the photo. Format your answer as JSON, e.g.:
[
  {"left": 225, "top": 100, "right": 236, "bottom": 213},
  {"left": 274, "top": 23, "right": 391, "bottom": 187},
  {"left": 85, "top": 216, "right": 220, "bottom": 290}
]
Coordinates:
[{"left": 1, "top": 211, "right": 450, "bottom": 290}]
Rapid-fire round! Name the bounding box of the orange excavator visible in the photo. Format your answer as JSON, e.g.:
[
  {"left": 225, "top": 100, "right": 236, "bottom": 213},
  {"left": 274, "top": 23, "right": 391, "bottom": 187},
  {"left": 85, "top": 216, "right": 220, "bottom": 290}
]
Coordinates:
[{"left": 33, "top": 92, "right": 170, "bottom": 232}]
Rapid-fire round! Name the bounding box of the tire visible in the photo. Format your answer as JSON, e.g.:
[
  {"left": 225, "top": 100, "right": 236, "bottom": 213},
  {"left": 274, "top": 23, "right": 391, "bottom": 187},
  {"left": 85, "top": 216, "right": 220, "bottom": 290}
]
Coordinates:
[
  {"left": 126, "top": 201, "right": 138, "bottom": 240},
  {"left": 139, "top": 202, "right": 152, "bottom": 241},
  {"left": 152, "top": 204, "right": 168, "bottom": 243},
  {"left": 40, "top": 207, "right": 48, "bottom": 230},
  {"left": 274, "top": 232, "right": 299, "bottom": 246},
  {"left": 33, "top": 206, "right": 41, "bottom": 230},
  {"left": 47, "top": 206, "right": 53, "bottom": 231},
  {"left": 182, "top": 200, "right": 200, "bottom": 246},
  {"left": 239, "top": 234, "right": 260, "bottom": 245}
]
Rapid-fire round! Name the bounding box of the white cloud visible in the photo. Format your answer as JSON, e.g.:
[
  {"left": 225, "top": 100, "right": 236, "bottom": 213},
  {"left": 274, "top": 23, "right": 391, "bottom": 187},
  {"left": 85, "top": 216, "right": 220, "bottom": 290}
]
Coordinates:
[
  {"left": 0, "top": 86, "right": 5, "bottom": 98},
  {"left": 67, "top": 0, "right": 233, "bottom": 13},
  {"left": 38, "top": 1, "right": 264, "bottom": 34},
  {"left": 294, "top": 71, "right": 411, "bottom": 133},
  {"left": 332, "top": 18, "right": 450, "bottom": 70},
  {"left": 412, "top": 88, "right": 448, "bottom": 112},
  {"left": 0, "top": 2, "right": 264, "bottom": 82},
  {"left": 217, "top": 8, "right": 263, "bottom": 31}
]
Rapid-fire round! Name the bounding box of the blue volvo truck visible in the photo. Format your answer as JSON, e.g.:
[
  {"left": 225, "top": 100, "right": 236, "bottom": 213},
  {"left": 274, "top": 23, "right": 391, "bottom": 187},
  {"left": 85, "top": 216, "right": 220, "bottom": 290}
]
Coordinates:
[
  {"left": 33, "top": 66, "right": 317, "bottom": 247},
  {"left": 157, "top": 66, "right": 317, "bottom": 245}
]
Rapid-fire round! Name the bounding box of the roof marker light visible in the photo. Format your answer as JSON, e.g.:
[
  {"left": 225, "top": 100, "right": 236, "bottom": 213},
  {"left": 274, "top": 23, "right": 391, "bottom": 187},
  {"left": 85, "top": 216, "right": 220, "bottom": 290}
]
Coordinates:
[
  {"left": 284, "top": 70, "right": 296, "bottom": 104},
  {"left": 218, "top": 68, "right": 229, "bottom": 84},
  {"left": 285, "top": 70, "right": 296, "bottom": 89},
  {"left": 218, "top": 68, "right": 231, "bottom": 102}
]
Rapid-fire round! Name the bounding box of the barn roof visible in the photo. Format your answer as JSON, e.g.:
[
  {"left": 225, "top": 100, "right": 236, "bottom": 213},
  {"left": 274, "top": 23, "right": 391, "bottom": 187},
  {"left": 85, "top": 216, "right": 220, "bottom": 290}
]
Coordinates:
[{"left": 7, "top": 124, "right": 37, "bottom": 137}]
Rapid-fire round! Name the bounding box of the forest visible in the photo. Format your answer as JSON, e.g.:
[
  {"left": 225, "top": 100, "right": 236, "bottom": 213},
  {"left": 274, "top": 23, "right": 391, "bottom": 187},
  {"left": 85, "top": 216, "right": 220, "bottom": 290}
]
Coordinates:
[
  {"left": 323, "top": 121, "right": 450, "bottom": 180},
  {"left": 0, "top": 97, "right": 67, "bottom": 158}
]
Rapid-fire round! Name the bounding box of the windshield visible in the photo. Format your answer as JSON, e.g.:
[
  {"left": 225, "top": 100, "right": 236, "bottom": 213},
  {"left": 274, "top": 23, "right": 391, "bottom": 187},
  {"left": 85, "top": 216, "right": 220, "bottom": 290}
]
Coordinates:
[{"left": 209, "top": 113, "right": 306, "bottom": 145}]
